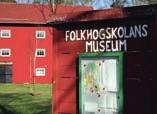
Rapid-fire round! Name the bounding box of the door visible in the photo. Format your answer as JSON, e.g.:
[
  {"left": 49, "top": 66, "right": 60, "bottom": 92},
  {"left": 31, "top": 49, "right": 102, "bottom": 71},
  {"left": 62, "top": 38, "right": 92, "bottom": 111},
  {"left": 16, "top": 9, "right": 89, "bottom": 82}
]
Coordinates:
[
  {"left": 0, "top": 64, "right": 12, "bottom": 83},
  {"left": 79, "top": 52, "right": 123, "bottom": 114}
]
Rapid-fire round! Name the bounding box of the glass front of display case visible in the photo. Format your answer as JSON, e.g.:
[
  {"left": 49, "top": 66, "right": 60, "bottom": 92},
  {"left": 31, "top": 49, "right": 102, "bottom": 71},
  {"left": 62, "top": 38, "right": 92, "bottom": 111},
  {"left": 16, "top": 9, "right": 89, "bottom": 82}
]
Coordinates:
[{"left": 79, "top": 53, "right": 123, "bottom": 114}]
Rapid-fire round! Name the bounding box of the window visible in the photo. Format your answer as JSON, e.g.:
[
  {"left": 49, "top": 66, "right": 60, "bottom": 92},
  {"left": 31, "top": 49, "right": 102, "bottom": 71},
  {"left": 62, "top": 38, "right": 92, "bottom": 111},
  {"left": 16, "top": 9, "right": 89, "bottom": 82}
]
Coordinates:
[
  {"left": 35, "top": 68, "right": 45, "bottom": 76},
  {"left": 1, "top": 30, "right": 11, "bottom": 38},
  {"left": 36, "top": 31, "right": 45, "bottom": 39},
  {"left": 0, "top": 64, "right": 12, "bottom": 83},
  {"left": 35, "top": 49, "right": 45, "bottom": 57},
  {"left": 0, "top": 49, "right": 11, "bottom": 57}
]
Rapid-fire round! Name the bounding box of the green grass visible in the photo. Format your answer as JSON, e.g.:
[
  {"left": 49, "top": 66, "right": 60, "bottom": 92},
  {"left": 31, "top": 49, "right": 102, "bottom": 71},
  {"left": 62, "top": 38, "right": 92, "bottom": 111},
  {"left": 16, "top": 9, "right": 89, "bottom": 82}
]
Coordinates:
[{"left": 0, "top": 84, "right": 52, "bottom": 114}]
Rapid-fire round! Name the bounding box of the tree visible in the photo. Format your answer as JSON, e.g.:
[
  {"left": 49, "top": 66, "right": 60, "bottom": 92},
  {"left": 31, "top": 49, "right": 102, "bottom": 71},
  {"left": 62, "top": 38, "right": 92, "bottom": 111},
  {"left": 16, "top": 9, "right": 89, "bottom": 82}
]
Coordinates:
[
  {"left": 77, "top": 0, "right": 93, "bottom": 5},
  {"left": 33, "top": 0, "right": 48, "bottom": 3},
  {"left": 111, "top": 0, "right": 130, "bottom": 7},
  {"left": 0, "top": 0, "right": 16, "bottom": 3},
  {"left": 131, "top": 0, "right": 149, "bottom": 6},
  {"left": 148, "top": 0, "right": 157, "bottom": 4},
  {"left": 33, "top": 0, "right": 65, "bottom": 4},
  {"left": 32, "top": 0, "right": 93, "bottom": 5},
  {"left": 17, "top": 0, "right": 157, "bottom": 9}
]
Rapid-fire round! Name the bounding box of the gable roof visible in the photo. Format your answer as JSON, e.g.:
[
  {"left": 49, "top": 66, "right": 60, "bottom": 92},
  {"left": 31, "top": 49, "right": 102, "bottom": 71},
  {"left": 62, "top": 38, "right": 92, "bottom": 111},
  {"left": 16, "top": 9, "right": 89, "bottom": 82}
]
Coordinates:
[
  {"left": 48, "top": 4, "right": 157, "bottom": 24},
  {"left": 0, "top": 3, "right": 92, "bottom": 24}
]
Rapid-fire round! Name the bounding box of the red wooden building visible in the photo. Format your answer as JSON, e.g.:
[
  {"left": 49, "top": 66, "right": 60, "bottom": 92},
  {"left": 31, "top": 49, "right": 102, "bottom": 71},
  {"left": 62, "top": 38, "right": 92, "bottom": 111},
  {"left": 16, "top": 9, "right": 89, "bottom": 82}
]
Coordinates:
[
  {"left": 0, "top": 3, "right": 92, "bottom": 83},
  {"left": 50, "top": 4, "right": 157, "bottom": 114},
  {"left": 1, "top": 3, "right": 157, "bottom": 114}
]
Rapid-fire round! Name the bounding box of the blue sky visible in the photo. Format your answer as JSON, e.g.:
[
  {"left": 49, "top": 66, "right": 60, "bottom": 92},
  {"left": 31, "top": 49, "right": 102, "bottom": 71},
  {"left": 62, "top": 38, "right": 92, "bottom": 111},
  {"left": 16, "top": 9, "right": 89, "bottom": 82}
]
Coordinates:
[
  {"left": 91, "top": 0, "right": 113, "bottom": 9},
  {"left": 90, "top": 0, "right": 133, "bottom": 9}
]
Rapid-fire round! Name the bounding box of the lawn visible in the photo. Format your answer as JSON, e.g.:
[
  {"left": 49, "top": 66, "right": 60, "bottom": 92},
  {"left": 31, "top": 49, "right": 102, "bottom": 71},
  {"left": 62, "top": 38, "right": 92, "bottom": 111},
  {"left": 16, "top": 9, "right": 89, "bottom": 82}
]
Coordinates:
[{"left": 0, "top": 84, "right": 52, "bottom": 114}]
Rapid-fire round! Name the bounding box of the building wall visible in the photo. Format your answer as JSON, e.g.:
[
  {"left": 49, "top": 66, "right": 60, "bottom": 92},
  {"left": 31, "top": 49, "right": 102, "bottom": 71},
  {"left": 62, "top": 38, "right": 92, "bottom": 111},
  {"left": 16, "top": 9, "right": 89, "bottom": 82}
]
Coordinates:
[
  {"left": 0, "top": 26, "right": 53, "bottom": 83},
  {"left": 53, "top": 28, "right": 84, "bottom": 114},
  {"left": 53, "top": 16, "right": 155, "bottom": 114}
]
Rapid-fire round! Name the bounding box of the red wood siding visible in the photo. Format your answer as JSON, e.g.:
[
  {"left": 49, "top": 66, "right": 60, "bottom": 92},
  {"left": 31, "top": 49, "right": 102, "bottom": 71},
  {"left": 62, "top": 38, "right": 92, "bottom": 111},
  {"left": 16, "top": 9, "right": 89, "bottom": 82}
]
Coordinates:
[
  {"left": 0, "top": 26, "right": 53, "bottom": 83},
  {"left": 53, "top": 28, "right": 84, "bottom": 114},
  {"left": 53, "top": 17, "right": 156, "bottom": 114}
]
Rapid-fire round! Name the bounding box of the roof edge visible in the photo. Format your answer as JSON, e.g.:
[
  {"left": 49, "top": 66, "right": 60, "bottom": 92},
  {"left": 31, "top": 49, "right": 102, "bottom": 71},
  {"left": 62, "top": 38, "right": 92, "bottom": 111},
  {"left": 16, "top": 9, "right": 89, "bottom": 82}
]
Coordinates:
[{"left": 48, "top": 4, "right": 157, "bottom": 24}]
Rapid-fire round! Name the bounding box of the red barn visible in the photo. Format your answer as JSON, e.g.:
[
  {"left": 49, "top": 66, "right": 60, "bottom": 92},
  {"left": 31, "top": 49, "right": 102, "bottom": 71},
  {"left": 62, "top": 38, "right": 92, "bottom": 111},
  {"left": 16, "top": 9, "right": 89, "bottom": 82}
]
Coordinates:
[{"left": 0, "top": 3, "right": 92, "bottom": 83}]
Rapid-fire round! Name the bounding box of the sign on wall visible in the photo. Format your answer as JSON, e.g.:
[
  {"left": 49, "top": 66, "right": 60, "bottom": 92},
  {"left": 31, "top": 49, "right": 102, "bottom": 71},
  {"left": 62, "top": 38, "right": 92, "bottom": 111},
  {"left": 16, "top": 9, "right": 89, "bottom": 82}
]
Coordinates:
[{"left": 65, "top": 24, "right": 149, "bottom": 52}]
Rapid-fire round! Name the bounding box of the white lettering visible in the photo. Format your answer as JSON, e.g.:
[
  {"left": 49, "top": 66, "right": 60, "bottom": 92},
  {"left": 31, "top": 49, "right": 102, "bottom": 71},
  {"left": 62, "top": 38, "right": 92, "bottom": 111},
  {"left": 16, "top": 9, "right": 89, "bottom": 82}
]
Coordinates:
[
  {"left": 106, "top": 40, "right": 111, "bottom": 51},
  {"left": 119, "top": 40, "right": 127, "bottom": 51},
  {"left": 70, "top": 31, "right": 76, "bottom": 41},
  {"left": 65, "top": 30, "right": 70, "bottom": 41},
  {"left": 86, "top": 41, "right": 93, "bottom": 52},
  {"left": 93, "top": 29, "right": 99, "bottom": 40},
  {"left": 99, "top": 41, "right": 105, "bottom": 52},
  {"left": 106, "top": 27, "right": 112, "bottom": 39},
  {"left": 80, "top": 30, "right": 86, "bottom": 40},
  {"left": 117, "top": 27, "right": 124, "bottom": 38},
  {"left": 65, "top": 24, "right": 148, "bottom": 52},
  {"left": 134, "top": 25, "right": 142, "bottom": 38},
  {"left": 142, "top": 24, "right": 148, "bottom": 37},
  {"left": 124, "top": 27, "right": 130, "bottom": 38},
  {"left": 111, "top": 28, "right": 118, "bottom": 39},
  {"left": 86, "top": 29, "right": 93, "bottom": 40},
  {"left": 99, "top": 29, "right": 106, "bottom": 40},
  {"left": 130, "top": 26, "right": 136, "bottom": 38},
  {"left": 111, "top": 40, "right": 119, "bottom": 51}
]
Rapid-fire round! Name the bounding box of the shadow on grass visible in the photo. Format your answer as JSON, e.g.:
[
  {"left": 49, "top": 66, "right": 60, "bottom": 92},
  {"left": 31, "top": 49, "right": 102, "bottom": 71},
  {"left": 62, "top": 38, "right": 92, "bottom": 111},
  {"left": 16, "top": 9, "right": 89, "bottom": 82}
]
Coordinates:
[
  {"left": 0, "top": 93, "right": 51, "bottom": 114},
  {"left": 0, "top": 104, "right": 17, "bottom": 114}
]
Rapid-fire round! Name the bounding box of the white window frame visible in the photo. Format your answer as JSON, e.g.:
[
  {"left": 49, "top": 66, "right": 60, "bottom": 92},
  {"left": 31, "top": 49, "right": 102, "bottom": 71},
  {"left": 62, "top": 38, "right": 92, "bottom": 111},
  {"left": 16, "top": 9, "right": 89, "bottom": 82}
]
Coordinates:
[
  {"left": 35, "top": 68, "right": 46, "bottom": 76},
  {"left": 35, "top": 49, "right": 46, "bottom": 57},
  {"left": 1, "top": 30, "right": 11, "bottom": 38},
  {"left": 0, "top": 48, "right": 11, "bottom": 57},
  {"left": 36, "top": 31, "right": 46, "bottom": 39}
]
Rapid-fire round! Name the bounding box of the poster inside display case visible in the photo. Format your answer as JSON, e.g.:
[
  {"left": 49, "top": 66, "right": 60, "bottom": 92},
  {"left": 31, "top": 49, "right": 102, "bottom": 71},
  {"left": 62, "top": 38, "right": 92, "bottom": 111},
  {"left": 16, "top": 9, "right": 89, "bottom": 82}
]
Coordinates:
[{"left": 79, "top": 53, "right": 123, "bottom": 114}]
